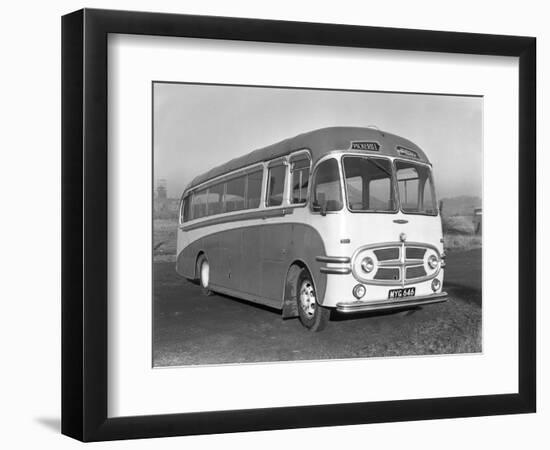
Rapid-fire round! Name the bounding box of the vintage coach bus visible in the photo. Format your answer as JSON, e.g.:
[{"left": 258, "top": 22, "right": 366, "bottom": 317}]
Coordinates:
[{"left": 176, "top": 127, "right": 448, "bottom": 331}]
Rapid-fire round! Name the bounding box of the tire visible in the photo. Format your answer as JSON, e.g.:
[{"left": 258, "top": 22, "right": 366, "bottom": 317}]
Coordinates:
[
  {"left": 197, "top": 254, "right": 213, "bottom": 296},
  {"left": 296, "top": 269, "right": 330, "bottom": 331}
]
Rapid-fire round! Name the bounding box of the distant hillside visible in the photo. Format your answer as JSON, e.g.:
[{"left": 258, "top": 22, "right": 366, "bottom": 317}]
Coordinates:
[{"left": 440, "top": 196, "right": 481, "bottom": 218}]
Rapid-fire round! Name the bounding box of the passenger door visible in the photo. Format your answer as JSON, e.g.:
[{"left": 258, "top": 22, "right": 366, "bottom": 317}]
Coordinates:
[{"left": 260, "top": 162, "right": 290, "bottom": 304}]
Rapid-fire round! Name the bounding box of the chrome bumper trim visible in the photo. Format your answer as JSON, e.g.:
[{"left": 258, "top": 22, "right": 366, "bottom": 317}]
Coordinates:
[
  {"left": 336, "top": 292, "right": 448, "bottom": 313},
  {"left": 320, "top": 267, "right": 352, "bottom": 275},
  {"left": 316, "top": 255, "right": 351, "bottom": 264}
]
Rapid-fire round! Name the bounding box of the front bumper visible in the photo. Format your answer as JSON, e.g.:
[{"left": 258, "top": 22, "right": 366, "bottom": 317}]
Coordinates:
[{"left": 335, "top": 292, "right": 448, "bottom": 313}]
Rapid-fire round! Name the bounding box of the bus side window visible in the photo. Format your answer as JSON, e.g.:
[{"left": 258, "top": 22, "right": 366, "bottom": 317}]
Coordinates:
[
  {"left": 290, "top": 158, "right": 310, "bottom": 204},
  {"left": 192, "top": 188, "right": 208, "bottom": 219},
  {"left": 181, "top": 195, "right": 191, "bottom": 222},
  {"left": 312, "top": 159, "right": 343, "bottom": 212},
  {"left": 208, "top": 183, "right": 224, "bottom": 216},
  {"left": 246, "top": 170, "right": 263, "bottom": 209},
  {"left": 267, "top": 165, "right": 286, "bottom": 207},
  {"left": 225, "top": 176, "right": 246, "bottom": 212}
]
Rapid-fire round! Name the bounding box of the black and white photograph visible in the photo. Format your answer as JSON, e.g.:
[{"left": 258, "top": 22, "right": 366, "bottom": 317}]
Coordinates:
[
  {"left": 0, "top": 0, "right": 543, "bottom": 446},
  {"left": 152, "top": 83, "right": 483, "bottom": 367}
]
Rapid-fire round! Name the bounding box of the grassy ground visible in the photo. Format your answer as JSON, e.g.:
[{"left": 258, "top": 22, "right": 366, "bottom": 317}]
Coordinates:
[
  {"left": 153, "top": 219, "right": 177, "bottom": 262},
  {"left": 444, "top": 233, "right": 482, "bottom": 252}
]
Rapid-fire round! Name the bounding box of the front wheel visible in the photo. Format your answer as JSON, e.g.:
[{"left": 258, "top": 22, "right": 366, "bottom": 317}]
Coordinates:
[{"left": 297, "top": 269, "right": 330, "bottom": 331}]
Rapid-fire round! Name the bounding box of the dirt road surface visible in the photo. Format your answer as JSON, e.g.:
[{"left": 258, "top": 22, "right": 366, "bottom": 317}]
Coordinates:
[{"left": 153, "top": 249, "right": 481, "bottom": 366}]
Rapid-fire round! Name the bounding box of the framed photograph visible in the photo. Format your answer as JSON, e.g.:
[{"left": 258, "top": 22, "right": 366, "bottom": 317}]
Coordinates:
[{"left": 62, "top": 8, "right": 536, "bottom": 442}]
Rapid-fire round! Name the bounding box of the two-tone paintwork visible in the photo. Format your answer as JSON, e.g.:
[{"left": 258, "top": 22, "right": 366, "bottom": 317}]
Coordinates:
[
  {"left": 176, "top": 211, "right": 327, "bottom": 309},
  {"left": 176, "top": 127, "right": 446, "bottom": 314}
]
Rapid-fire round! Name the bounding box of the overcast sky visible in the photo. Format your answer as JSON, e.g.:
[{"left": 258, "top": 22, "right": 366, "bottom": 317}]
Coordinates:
[{"left": 153, "top": 83, "right": 482, "bottom": 200}]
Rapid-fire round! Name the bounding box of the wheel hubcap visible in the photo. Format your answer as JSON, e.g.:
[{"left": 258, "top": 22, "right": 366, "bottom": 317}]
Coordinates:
[
  {"left": 201, "top": 261, "right": 209, "bottom": 288},
  {"left": 299, "top": 280, "right": 316, "bottom": 318}
]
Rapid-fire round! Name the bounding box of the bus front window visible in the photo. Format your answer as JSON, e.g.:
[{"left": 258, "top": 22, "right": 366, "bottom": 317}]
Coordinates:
[
  {"left": 312, "top": 158, "right": 343, "bottom": 212},
  {"left": 395, "top": 160, "right": 437, "bottom": 215},
  {"left": 342, "top": 156, "right": 396, "bottom": 212}
]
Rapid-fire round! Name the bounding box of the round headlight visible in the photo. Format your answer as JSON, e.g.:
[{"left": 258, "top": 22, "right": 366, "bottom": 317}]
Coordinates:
[
  {"left": 428, "top": 254, "right": 439, "bottom": 270},
  {"left": 353, "top": 284, "right": 366, "bottom": 299},
  {"left": 431, "top": 278, "right": 441, "bottom": 292},
  {"left": 361, "top": 257, "right": 375, "bottom": 273}
]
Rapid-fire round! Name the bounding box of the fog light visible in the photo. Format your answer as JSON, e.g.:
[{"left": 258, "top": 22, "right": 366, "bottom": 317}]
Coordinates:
[
  {"left": 431, "top": 278, "right": 441, "bottom": 292},
  {"left": 361, "top": 257, "right": 375, "bottom": 273},
  {"left": 428, "top": 254, "right": 439, "bottom": 269},
  {"left": 353, "top": 284, "right": 366, "bottom": 299}
]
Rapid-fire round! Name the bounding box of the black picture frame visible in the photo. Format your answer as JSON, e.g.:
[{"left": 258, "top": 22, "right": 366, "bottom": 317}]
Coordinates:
[{"left": 61, "top": 8, "right": 536, "bottom": 442}]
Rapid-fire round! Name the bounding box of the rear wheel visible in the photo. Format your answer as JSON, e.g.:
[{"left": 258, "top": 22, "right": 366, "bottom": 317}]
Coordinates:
[
  {"left": 197, "top": 254, "right": 213, "bottom": 296},
  {"left": 297, "top": 269, "right": 329, "bottom": 331}
]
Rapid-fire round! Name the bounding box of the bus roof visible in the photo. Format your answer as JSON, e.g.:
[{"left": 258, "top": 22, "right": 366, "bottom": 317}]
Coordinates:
[{"left": 186, "top": 126, "right": 429, "bottom": 192}]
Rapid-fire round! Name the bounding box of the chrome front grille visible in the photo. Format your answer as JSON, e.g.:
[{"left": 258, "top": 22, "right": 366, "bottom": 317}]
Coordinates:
[
  {"left": 406, "top": 265, "right": 427, "bottom": 279},
  {"left": 374, "top": 247, "right": 400, "bottom": 261},
  {"left": 352, "top": 242, "right": 441, "bottom": 286},
  {"left": 374, "top": 267, "right": 401, "bottom": 281},
  {"left": 373, "top": 247, "right": 399, "bottom": 261},
  {"left": 406, "top": 247, "right": 427, "bottom": 260}
]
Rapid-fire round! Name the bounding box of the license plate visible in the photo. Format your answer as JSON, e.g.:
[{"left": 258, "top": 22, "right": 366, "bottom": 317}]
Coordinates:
[{"left": 388, "top": 287, "right": 416, "bottom": 299}]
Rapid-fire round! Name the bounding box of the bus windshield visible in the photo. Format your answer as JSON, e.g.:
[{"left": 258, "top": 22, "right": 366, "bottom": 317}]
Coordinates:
[
  {"left": 342, "top": 156, "right": 397, "bottom": 212},
  {"left": 342, "top": 156, "right": 437, "bottom": 215},
  {"left": 395, "top": 160, "right": 437, "bottom": 215}
]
